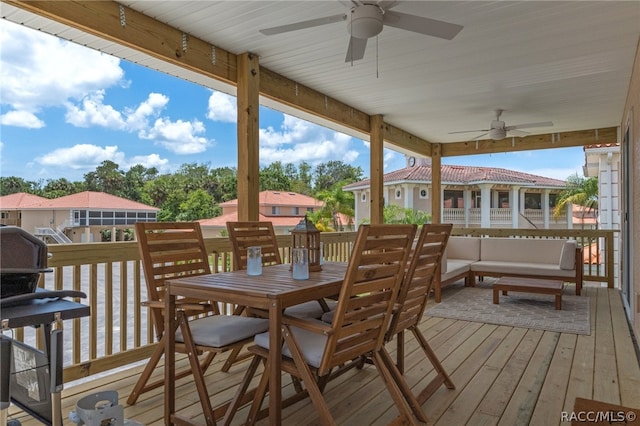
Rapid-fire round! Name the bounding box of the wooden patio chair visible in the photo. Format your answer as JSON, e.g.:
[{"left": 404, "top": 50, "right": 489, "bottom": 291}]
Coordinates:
[
  {"left": 127, "top": 221, "right": 268, "bottom": 423},
  {"left": 225, "top": 224, "right": 429, "bottom": 425},
  {"left": 226, "top": 221, "right": 335, "bottom": 319},
  {"left": 385, "top": 223, "right": 455, "bottom": 404}
]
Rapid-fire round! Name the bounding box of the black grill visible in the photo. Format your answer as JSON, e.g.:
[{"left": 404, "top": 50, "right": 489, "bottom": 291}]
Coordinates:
[{"left": 0, "top": 226, "right": 52, "bottom": 298}]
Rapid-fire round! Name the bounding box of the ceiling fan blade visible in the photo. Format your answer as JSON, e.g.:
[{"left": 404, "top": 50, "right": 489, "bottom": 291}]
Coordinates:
[
  {"left": 508, "top": 129, "right": 529, "bottom": 137},
  {"left": 260, "top": 13, "right": 346, "bottom": 36},
  {"left": 507, "top": 121, "right": 554, "bottom": 130},
  {"left": 383, "top": 10, "right": 463, "bottom": 40},
  {"left": 448, "top": 129, "right": 490, "bottom": 134},
  {"left": 473, "top": 132, "right": 490, "bottom": 140},
  {"left": 345, "top": 36, "right": 367, "bottom": 62},
  {"left": 378, "top": 1, "right": 400, "bottom": 10}
]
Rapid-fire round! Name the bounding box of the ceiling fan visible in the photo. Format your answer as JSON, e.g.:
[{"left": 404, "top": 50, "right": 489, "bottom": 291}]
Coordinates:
[
  {"left": 259, "top": 1, "right": 463, "bottom": 62},
  {"left": 449, "top": 110, "right": 554, "bottom": 141}
]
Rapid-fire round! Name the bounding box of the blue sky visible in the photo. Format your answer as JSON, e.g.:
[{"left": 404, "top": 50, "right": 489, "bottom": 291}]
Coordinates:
[{"left": 0, "top": 20, "right": 585, "bottom": 184}]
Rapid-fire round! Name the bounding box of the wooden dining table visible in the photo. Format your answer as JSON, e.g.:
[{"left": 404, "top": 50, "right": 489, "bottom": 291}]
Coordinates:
[{"left": 164, "top": 261, "right": 348, "bottom": 425}]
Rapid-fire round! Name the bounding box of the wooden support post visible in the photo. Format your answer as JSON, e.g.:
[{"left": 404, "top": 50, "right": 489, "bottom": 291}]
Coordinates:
[
  {"left": 370, "top": 115, "right": 384, "bottom": 224},
  {"left": 237, "top": 52, "right": 260, "bottom": 221},
  {"left": 431, "top": 144, "right": 442, "bottom": 224}
]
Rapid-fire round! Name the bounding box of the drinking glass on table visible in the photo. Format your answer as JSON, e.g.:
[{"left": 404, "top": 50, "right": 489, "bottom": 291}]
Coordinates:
[
  {"left": 292, "top": 247, "right": 309, "bottom": 280},
  {"left": 247, "top": 246, "right": 262, "bottom": 276}
]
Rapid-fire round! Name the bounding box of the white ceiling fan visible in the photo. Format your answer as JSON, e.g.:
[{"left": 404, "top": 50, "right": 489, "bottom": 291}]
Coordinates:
[
  {"left": 259, "top": 1, "right": 463, "bottom": 62},
  {"left": 449, "top": 109, "right": 554, "bottom": 141}
]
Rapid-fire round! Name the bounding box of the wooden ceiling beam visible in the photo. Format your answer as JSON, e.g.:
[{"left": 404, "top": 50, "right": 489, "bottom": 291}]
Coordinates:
[
  {"left": 440, "top": 127, "right": 618, "bottom": 157},
  {"left": 5, "top": 0, "right": 433, "bottom": 155}
]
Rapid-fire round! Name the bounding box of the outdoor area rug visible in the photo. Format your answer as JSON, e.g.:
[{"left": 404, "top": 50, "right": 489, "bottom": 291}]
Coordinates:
[{"left": 426, "top": 286, "right": 591, "bottom": 335}]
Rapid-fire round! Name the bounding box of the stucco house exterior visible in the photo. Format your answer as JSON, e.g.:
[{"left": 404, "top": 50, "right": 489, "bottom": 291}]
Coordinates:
[
  {"left": 344, "top": 156, "right": 571, "bottom": 228},
  {"left": 199, "top": 190, "right": 327, "bottom": 237},
  {"left": 0, "top": 191, "right": 158, "bottom": 243}
]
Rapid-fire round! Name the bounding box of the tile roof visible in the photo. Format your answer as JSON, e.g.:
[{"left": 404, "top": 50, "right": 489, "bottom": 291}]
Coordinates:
[
  {"left": 583, "top": 142, "right": 620, "bottom": 149},
  {"left": 220, "top": 191, "right": 323, "bottom": 208},
  {"left": 199, "top": 212, "right": 306, "bottom": 228},
  {"left": 0, "top": 192, "right": 48, "bottom": 209},
  {"left": 343, "top": 164, "right": 566, "bottom": 190},
  {"left": 15, "top": 191, "right": 159, "bottom": 211}
]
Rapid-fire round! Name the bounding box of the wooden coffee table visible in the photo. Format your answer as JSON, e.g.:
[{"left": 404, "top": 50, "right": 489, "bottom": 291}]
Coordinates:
[{"left": 493, "top": 276, "right": 565, "bottom": 310}]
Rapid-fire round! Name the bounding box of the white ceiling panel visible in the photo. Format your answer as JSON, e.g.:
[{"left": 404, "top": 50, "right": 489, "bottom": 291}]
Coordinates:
[{"left": 2, "top": 0, "right": 639, "bottom": 145}]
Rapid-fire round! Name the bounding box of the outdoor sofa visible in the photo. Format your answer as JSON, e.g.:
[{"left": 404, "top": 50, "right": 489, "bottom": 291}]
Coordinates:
[{"left": 435, "top": 236, "right": 584, "bottom": 302}]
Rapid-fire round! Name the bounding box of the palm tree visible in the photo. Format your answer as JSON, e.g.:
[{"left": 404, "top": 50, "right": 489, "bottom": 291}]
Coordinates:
[
  {"left": 315, "top": 183, "right": 355, "bottom": 231},
  {"left": 553, "top": 174, "right": 598, "bottom": 227}
]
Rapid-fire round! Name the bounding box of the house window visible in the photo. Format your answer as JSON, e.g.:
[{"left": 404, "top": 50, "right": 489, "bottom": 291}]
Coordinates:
[
  {"left": 293, "top": 207, "right": 300, "bottom": 215},
  {"left": 361, "top": 192, "right": 367, "bottom": 202},
  {"left": 271, "top": 206, "right": 280, "bottom": 215},
  {"left": 524, "top": 193, "right": 542, "bottom": 209},
  {"left": 395, "top": 189, "right": 402, "bottom": 199},
  {"left": 498, "top": 192, "right": 509, "bottom": 208},
  {"left": 443, "top": 190, "right": 464, "bottom": 208},
  {"left": 419, "top": 188, "right": 428, "bottom": 199},
  {"left": 549, "top": 194, "right": 558, "bottom": 208},
  {"left": 306, "top": 207, "right": 313, "bottom": 213}
]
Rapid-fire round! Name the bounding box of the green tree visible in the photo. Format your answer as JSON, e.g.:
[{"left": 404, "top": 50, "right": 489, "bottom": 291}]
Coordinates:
[
  {"left": 259, "top": 162, "right": 292, "bottom": 191},
  {"left": 176, "top": 189, "right": 219, "bottom": 221},
  {"left": 42, "top": 178, "right": 82, "bottom": 198},
  {"left": 123, "top": 164, "right": 158, "bottom": 202},
  {"left": 553, "top": 174, "right": 598, "bottom": 226},
  {"left": 209, "top": 167, "right": 237, "bottom": 202},
  {"left": 84, "top": 160, "right": 125, "bottom": 195},
  {"left": 313, "top": 161, "right": 363, "bottom": 192},
  {"left": 291, "top": 161, "right": 313, "bottom": 195},
  {"left": 360, "top": 205, "right": 431, "bottom": 225},
  {"left": 0, "top": 176, "right": 40, "bottom": 195},
  {"left": 315, "top": 183, "right": 355, "bottom": 231}
]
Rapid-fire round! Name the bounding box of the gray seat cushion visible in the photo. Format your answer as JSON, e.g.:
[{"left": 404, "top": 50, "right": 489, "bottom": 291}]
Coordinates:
[
  {"left": 254, "top": 320, "right": 328, "bottom": 368},
  {"left": 285, "top": 299, "right": 337, "bottom": 319},
  {"left": 175, "top": 314, "right": 268, "bottom": 348}
]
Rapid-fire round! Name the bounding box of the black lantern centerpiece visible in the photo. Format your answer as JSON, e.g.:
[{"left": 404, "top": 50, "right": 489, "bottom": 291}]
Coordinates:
[{"left": 291, "top": 216, "right": 322, "bottom": 272}]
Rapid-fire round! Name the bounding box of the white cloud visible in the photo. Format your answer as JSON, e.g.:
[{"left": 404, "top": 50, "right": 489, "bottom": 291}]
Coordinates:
[
  {"left": 65, "top": 90, "right": 126, "bottom": 129},
  {"left": 206, "top": 90, "right": 236, "bottom": 123},
  {"left": 259, "top": 115, "right": 359, "bottom": 165},
  {"left": 0, "top": 21, "right": 124, "bottom": 127},
  {"left": 0, "top": 110, "right": 45, "bottom": 128},
  {"left": 36, "top": 145, "right": 125, "bottom": 170},
  {"left": 140, "top": 118, "right": 211, "bottom": 154},
  {"left": 125, "top": 93, "right": 169, "bottom": 131},
  {"left": 34, "top": 144, "right": 170, "bottom": 175},
  {"left": 124, "top": 153, "right": 170, "bottom": 172}
]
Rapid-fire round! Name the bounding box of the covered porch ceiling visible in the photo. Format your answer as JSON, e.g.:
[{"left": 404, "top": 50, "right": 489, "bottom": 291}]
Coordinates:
[{"left": 2, "top": 1, "right": 638, "bottom": 157}]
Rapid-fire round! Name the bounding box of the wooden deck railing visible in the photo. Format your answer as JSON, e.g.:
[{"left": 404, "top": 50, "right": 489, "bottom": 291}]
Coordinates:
[{"left": 15, "top": 227, "right": 614, "bottom": 385}]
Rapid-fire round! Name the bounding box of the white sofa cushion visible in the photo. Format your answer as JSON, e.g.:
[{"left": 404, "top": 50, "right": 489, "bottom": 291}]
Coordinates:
[
  {"left": 480, "top": 238, "right": 566, "bottom": 265},
  {"left": 447, "top": 237, "right": 481, "bottom": 261},
  {"left": 559, "top": 240, "right": 577, "bottom": 270},
  {"left": 441, "top": 260, "right": 473, "bottom": 282},
  {"left": 470, "top": 261, "right": 576, "bottom": 277}
]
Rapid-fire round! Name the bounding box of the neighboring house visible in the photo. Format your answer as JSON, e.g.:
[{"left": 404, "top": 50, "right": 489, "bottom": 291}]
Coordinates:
[
  {"left": 0, "top": 192, "right": 48, "bottom": 227},
  {"left": 199, "top": 191, "right": 325, "bottom": 237},
  {"left": 343, "top": 156, "right": 571, "bottom": 229},
  {"left": 583, "top": 143, "right": 621, "bottom": 285},
  {"left": 0, "top": 191, "right": 158, "bottom": 243}
]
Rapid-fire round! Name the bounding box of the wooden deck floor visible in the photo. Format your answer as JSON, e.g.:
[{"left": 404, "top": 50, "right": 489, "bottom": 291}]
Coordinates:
[{"left": 9, "top": 283, "right": 640, "bottom": 425}]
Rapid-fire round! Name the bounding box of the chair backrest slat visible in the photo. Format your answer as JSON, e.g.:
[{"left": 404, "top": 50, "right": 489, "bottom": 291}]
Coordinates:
[
  {"left": 321, "top": 224, "right": 416, "bottom": 375},
  {"left": 386, "top": 224, "right": 452, "bottom": 340},
  {"left": 135, "top": 221, "right": 213, "bottom": 337},
  {"left": 226, "top": 221, "right": 282, "bottom": 270}
]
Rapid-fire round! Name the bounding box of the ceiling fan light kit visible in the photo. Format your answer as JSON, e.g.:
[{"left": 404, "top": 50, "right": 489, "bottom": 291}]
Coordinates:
[{"left": 348, "top": 4, "right": 384, "bottom": 39}]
